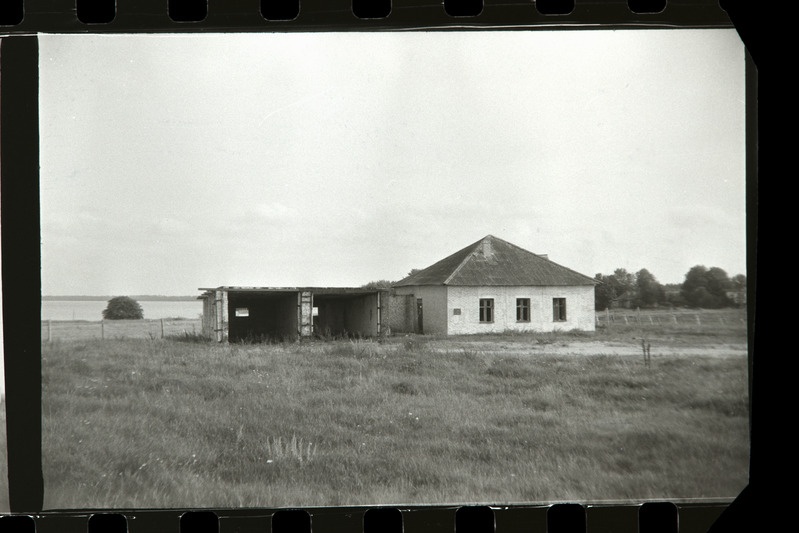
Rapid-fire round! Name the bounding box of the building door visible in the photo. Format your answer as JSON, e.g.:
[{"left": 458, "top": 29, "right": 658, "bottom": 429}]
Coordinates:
[{"left": 416, "top": 298, "right": 424, "bottom": 334}]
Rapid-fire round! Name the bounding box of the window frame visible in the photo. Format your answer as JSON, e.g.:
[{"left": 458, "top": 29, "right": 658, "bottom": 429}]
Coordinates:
[
  {"left": 479, "top": 298, "right": 494, "bottom": 323},
  {"left": 516, "top": 298, "right": 531, "bottom": 322},
  {"left": 552, "top": 298, "right": 567, "bottom": 322}
]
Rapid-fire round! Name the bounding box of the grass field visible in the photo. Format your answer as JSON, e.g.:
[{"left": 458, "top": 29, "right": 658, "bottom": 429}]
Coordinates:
[{"left": 41, "top": 311, "right": 749, "bottom": 509}]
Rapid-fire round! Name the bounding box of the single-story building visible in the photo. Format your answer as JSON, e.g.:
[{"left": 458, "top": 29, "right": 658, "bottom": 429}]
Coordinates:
[
  {"left": 389, "top": 235, "right": 596, "bottom": 334},
  {"left": 198, "top": 286, "right": 387, "bottom": 342}
]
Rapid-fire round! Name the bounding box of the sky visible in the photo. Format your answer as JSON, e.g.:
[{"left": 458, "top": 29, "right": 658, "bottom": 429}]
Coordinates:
[{"left": 38, "top": 29, "right": 747, "bottom": 296}]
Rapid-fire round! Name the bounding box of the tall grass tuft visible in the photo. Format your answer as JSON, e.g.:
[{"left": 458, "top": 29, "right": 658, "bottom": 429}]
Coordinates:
[
  {"left": 402, "top": 337, "right": 429, "bottom": 352},
  {"left": 167, "top": 331, "right": 211, "bottom": 343},
  {"left": 535, "top": 332, "right": 558, "bottom": 345},
  {"left": 264, "top": 435, "right": 317, "bottom": 464},
  {"left": 486, "top": 357, "right": 533, "bottom": 379}
]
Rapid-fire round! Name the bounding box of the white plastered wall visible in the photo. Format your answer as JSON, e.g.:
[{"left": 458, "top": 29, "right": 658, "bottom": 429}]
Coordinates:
[{"left": 447, "top": 285, "right": 595, "bottom": 334}]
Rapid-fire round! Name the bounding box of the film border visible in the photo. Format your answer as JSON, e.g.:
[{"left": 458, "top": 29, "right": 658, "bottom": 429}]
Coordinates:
[
  {"left": 2, "top": 0, "right": 736, "bottom": 33},
  {"left": 1, "top": 1, "right": 759, "bottom": 532}
]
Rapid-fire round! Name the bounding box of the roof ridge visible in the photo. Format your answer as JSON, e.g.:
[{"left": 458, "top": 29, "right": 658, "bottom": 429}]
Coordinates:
[
  {"left": 540, "top": 258, "right": 598, "bottom": 283},
  {"left": 394, "top": 235, "right": 596, "bottom": 287},
  {"left": 442, "top": 237, "right": 485, "bottom": 285},
  {"left": 495, "top": 236, "right": 538, "bottom": 256},
  {"left": 497, "top": 236, "right": 597, "bottom": 283},
  {"left": 393, "top": 237, "right": 483, "bottom": 287}
]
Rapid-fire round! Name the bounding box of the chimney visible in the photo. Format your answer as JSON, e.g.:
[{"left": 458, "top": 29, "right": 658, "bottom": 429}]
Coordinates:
[{"left": 481, "top": 238, "right": 493, "bottom": 258}]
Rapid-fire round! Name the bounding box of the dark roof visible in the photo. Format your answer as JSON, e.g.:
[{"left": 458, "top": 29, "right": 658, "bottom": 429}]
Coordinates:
[
  {"left": 393, "top": 235, "right": 596, "bottom": 287},
  {"left": 197, "top": 287, "right": 387, "bottom": 299}
]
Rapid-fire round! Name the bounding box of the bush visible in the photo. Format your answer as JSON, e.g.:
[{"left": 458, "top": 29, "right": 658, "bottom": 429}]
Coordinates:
[
  {"left": 102, "top": 296, "right": 144, "bottom": 320},
  {"left": 391, "top": 381, "right": 419, "bottom": 395}
]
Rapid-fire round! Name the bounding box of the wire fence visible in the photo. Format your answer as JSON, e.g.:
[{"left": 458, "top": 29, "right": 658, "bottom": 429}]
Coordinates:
[
  {"left": 41, "top": 310, "right": 746, "bottom": 342},
  {"left": 595, "top": 308, "right": 747, "bottom": 328},
  {"left": 41, "top": 318, "right": 203, "bottom": 342}
]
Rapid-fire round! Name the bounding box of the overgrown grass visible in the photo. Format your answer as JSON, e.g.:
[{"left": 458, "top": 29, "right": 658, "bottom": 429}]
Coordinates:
[
  {"left": 41, "top": 330, "right": 749, "bottom": 509},
  {"left": 165, "top": 331, "right": 211, "bottom": 344}
]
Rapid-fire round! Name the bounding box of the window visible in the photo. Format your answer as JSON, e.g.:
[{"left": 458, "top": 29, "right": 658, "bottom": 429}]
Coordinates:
[
  {"left": 453, "top": 308, "right": 461, "bottom": 315},
  {"left": 479, "top": 298, "right": 494, "bottom": 323},
  {"left": 516, "top": 298, "right": 530, "bottom": 322},
  {"left": 553, "top": 298, "right": 566, "bottom": 321}
]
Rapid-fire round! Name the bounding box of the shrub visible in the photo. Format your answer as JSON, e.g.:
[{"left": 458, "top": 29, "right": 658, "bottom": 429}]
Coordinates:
[
  {"left": 102, "top": 296, "right": 144, "bottom": 320},
  {"left": 535, "top": 332, "right": 558, "bottom": 345},
  {"left": 391, "top": 381, "right": 418, "bottom": 395},
  {"left": 486, "top": 358, "right": 533, "bottom": 379}
]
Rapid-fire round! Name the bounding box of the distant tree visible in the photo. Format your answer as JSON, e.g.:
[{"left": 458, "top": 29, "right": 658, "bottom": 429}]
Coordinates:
[
  {"left": 612, "top": 268, "right": 637, "bottom": 304},
  {"left": 363, "top": 268, "right": 423, "bottom": 289},
  {"left": 663, "top": 283, "right": 685, "bottom": 307},
  {"left": 594, "top": 274, "right": 615, "bottom": 310},
  {"left": 102, "top": 296, "right": 144, "bottom": 320},
  {"left": 361, "top": 280, "right": 393, "bottom": 290},
  {"left": 680, "top": 265, "right": 733, "bottom": 308},
  {"left": 690, "top": 286, "right": 719, "bottom": 308},
  {"left": 634, "top": 268, "right": 665, "bottom": 308},
  {"left": 594, "top": 269, "right": 638, "bottom": 310},
  {"left": 681, "top": 266, "right": 706, "bottom": 297},
  {"left": 731, "top": 274, "right": 747, "bottom": 291},
  {"left": 730, "top": 273, "right": 747, "bottom": 307},
  {"left": 707, "top": 267, "right": 733, "bottom": 296}
]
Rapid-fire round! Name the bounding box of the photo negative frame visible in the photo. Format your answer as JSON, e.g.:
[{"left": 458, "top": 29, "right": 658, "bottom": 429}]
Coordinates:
[{"left": 2, "top": 1, "right": 761, "bottom": 531}]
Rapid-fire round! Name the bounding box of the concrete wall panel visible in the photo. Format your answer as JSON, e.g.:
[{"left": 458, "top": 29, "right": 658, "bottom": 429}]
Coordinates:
[{"left": 392, "top": 286, "right": 448, "bottom": 335}]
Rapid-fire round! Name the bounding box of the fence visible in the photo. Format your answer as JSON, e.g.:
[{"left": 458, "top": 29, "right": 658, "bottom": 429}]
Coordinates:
[
  {"left": 595, "top": 308, "right": 747, "bottom": 328},
  {"left": 41, "top": 318, "right": 203, "bottom": 342}
]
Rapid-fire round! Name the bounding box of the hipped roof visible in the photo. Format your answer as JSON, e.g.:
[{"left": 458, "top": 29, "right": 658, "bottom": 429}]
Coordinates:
[{"left": 393, "top": 235, "right": 596, "bottom": 287}]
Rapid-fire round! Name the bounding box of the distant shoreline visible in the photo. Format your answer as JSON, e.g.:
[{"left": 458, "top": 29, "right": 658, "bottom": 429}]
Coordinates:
[{"left": 42, "top": 295, "right": 198, "bottom": 302}]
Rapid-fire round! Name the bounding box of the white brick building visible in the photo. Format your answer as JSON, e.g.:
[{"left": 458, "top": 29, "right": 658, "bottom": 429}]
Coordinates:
[{"left": 390, "top": 235, "right": 596, "bottom": 335}]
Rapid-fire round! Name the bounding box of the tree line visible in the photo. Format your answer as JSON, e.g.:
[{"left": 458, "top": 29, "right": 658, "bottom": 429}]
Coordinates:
[
  {"left": 361, "top": 269, "right": 422, "bottom": 290},
  {"left": 594, "top": 266, "right": 746, "bottom": 311},
  {"left": 362, "top": 266, "right": 747, "bottom": 311}
]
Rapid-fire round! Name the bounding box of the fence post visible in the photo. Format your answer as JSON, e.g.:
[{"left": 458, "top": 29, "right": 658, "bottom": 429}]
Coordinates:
[
  {"left": 161, "top": 318, "right": 165, "bottom": 339},
  {"left": 606, "top": 308, "right": 610, "bottom": 325},
  {"left": 695, "top": 314, "right": 701, "bottom": 325},
  {"left": 101, "top": 319, "right": 105, "bottom": 339},
  {"left": 623, "top": 314, "right": 628, "bottom": 325}
]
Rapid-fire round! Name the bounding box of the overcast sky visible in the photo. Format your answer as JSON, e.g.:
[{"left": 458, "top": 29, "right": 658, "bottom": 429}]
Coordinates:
[{"left": 38, "top": 29, "right": 746, "bottom": 296}]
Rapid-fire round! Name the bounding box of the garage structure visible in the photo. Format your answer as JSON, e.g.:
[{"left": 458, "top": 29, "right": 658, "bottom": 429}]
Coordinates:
[{"left": 198, "top": 286, "right": 387, "bottom": 342}]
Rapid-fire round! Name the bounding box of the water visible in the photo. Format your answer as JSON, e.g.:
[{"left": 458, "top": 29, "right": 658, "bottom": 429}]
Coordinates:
[{"left": 41, "top": 300, "right": 203, "bottom": 321}]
